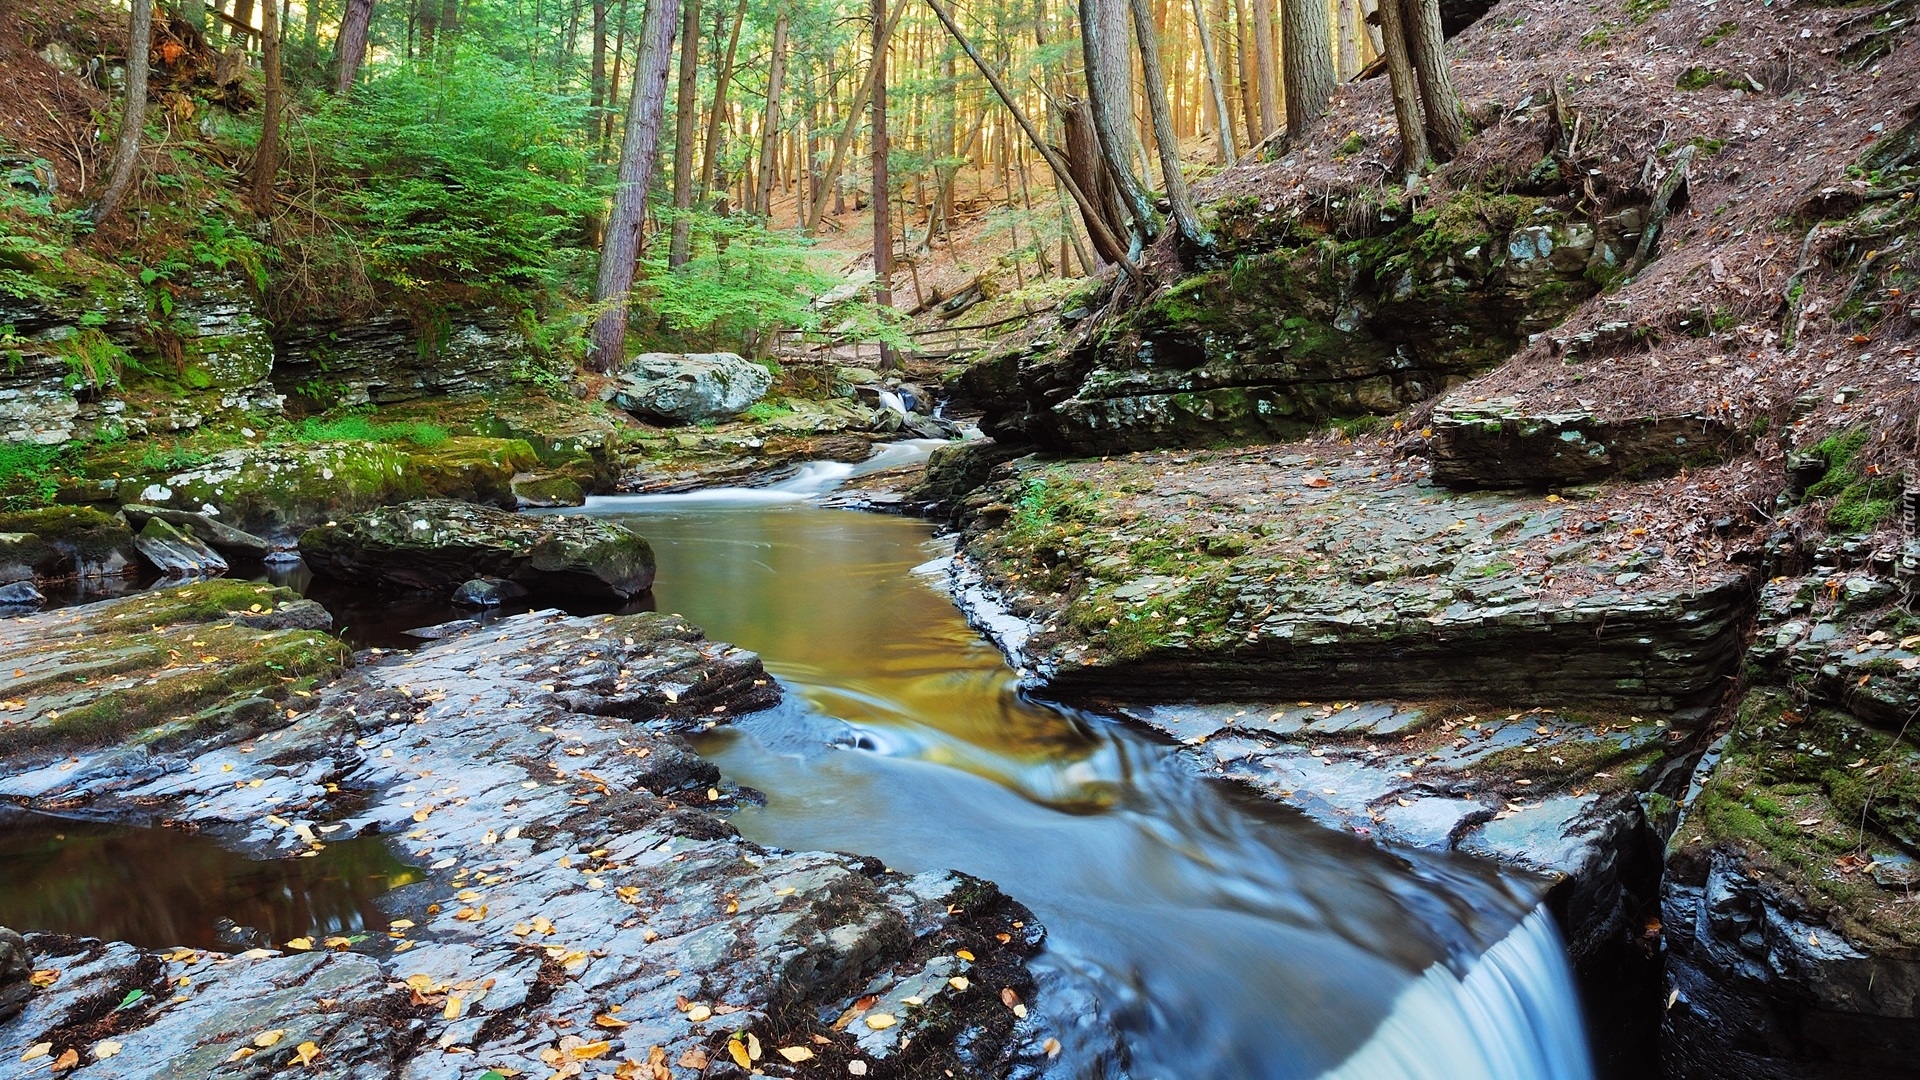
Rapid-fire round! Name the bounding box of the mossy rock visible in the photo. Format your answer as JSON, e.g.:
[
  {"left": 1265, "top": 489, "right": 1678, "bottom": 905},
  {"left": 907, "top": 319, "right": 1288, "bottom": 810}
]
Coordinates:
[
  {"left": 0, "top": 506, "right": 136, "bottom": 580},
  {"left": 511, "top": 473, "right": 587, "bottom": 508},
  {"left": 404, "top": 436, "right": 538, "bottom": 506}
]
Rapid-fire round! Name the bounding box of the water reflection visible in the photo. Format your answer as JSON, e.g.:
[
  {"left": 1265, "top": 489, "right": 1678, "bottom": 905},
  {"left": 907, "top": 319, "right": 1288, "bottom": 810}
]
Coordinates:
[{"left": 0, "top": 812, "right": 416, "bottom": 950}]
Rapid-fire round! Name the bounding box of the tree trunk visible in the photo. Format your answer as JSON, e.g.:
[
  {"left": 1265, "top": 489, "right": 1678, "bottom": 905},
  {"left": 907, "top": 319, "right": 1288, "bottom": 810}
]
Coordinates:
[
  {"left": 1189, "top": 0, "right": 1235, "bottom": 163},
  {"left": 88, "top": 0, "right": 151, "bottom": 224},
  {"left": 698, "top": 0, "right": 748, "bottom": 198},
  {"left": 1403, "top": 0, "right": 1465, "bottom": 157},
  {"left": 667, "top": 0, "right": 701, "bottom": 266},
  {"left": 232, "top": 0, "right": 255, "bottom": 45},
  {"left": 185, "top": 0, "right": 208, "bottom": 35},
  {"left": 588, "top": 0, "right": 682, "bottom": 372},
  {"left": 871, "top": 0, "right": 893, "bottom": 368},
  {"left": 1079, "top": 0, "right": 1155, "bottom": 247},
  {"left": 251, "top": 0, "right": 282, "bottom": 215},
  {"left": 925, "top": 0, "right": 1138, "bottom": 278},
  {"left": 1129, "top": 0, "right": 1207, "bottom": 253},
  {"left": 302, "top": 0, "right": 321, "bottom": 59},
  {"left": 1250, "top": 0, "right": 1278, "bottom": 138},
  {"left": 335, "top": 0, "right": 375, "bottom": 92},
  {"left": 1335, "top": 0, "right": 1360, "bottom": 79},
  {"left": 1060, "top": 95, "right": 1129, "bottom": 264},
  {"left": 590, "top": 1, "right": 608, "bottom": 152},
  {"left": 754, "top": 9, "right": 788, "bottom": 219},
  {"left": 1375, "top": 0, "right": 1426, "bottom": 178},
  {"left": 1280, "top": 0, "right": 1333, "bottom": 134},
  {"left": 417, "top": 0, "right": 439, "bottom": 57},
  {"left": 1231, "top": 0, "right": 1258, "bottom": 149},
  {"left": 802, "top": 0, "right": 905, "bottom": 232}
]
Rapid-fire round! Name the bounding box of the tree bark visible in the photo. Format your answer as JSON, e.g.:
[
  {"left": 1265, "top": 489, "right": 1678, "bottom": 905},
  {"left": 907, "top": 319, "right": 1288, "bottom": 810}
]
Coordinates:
[
  {"left": 335, "top": 0, "right": 375, "bottom": 92},
  {"left": 924, "top": 0, "right": 1139, "bottom": 278},
  {"left": 1231, "top": 0, "right": 1258, "bottom": 149},
  {"left": 802, "top": 0, "right": 906, "bottom": 231},
  {"left": 666, "top": 0, "right": 701, "bottom": 266},
  {"left": 1250, "top": 0, "right": 1278, "bottom": 138},
  {"left": 1060, "top": 95, "right": 1129, "bottom": 265},
  {"left": 1129, "top": 0, "right": 1208, "bottom": 253},
  {"left": 251, "top": 0, "right": 282, "bottom": 215},
  {"left": 754, "top": 9, "right": 788, "bottom": 219},
  {"left": 590, "top": 1, "right": 609, "bottom": 151},
  {"left": 1375, "top": 0, "right": 1426, "bottom": 178},
  {"left": 1079, "top": 0, "right": 1155, "bottom": 247},
  {"left": 88, "top": 0, "right": 151, "bottom": 225},
  {"left": 872, "top": 0, "right": 893, "bottom": 368},
  {"left": 1403, "top": 0, "right": 1466, "bottom": 157},
  {"left": 232, "top": 0, "right": 255, "bottom": 45},
  {"left": 1335, "top": 0, "right": 1360, "bottom": 79},
  {"left": 697, "top": 0, "right": 748, "bottom": 198},
  {"left": 588, "top": 0, "right": 682, "bottom": 372},
  {"left": 1189, "top": 0, "right": 1235, "bottom": 163},
  {"left": 1280, "top": 0, "right": 1333, "bottom": 133}
]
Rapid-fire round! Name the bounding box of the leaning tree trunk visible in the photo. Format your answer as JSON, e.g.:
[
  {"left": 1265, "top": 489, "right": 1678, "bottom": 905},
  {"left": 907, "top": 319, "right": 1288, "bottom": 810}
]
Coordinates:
[
  {"left": 666, "top": 0, "right": 701, "bottom": 266},
  {"left": 88, "top": 0, "right": 151, "bottom": 225},
  {"left": 335, "top": 0, "right": 375, "bottom": 92},
  {"left": 251, "top": 0, "right": 283, "bottom": 215},
  {"left": 1250, "top": 0, "right": 1279, "bottom": 139},
  {"left": 1060, "top": 95, "right": 1129, "bottom": 263},
  {"left": 1280, "top": 0, "right": 1333, "bottom": 134},
  {"left": 754, "top": 9, "right": 789, "bottom": 220},
  {"left": 587, "top": 0, "right": 682, "bottom": 372},
  {"left": 698, "top": 0, "right": 748, "bottom": 197},
  {"left": 1079, "top": 0, "right": 1156, "bottom": 247},
  {"left": 1335, "top": 0, "right": 1360, "bottom": 79},
  {"left": 1129, "top": 0, "right": 1209, "bottom": 254},
  {"left": 872, "top": 0, "right": 893, "bottom": 368},
  {"left": 1189, "top": 0, "right": 1236, "bottom": 163},
  {"left": 1375, "top": 0, "right": 1427, "bottom": 178},
  {"left": 1403, "top": 0, "right": 1466, "bottom": 158},
  {"left": 803, "top": 0, "right": 906, "bottom": 232}
]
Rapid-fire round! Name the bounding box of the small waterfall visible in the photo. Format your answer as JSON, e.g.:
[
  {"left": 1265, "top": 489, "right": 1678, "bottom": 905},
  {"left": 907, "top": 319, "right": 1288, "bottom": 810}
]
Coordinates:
[
  {"left": 575, "top": 438, "right": 956, "bottom": 510},
  {"left": 1321, "top": 906, "right": 1595, "bottom": 1080},
  {"left": 875, "top": 388, "right": 909, "bottom": 415}
]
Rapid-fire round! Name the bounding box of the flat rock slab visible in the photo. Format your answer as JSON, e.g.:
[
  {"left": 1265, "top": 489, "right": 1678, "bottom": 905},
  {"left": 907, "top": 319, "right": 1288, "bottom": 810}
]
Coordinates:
[
  {"left": 0, "top": 608, "right": 1040, "bottom": 1079},
  {"left": 299, "top": 499, "right": 657, "bottom": 600}
]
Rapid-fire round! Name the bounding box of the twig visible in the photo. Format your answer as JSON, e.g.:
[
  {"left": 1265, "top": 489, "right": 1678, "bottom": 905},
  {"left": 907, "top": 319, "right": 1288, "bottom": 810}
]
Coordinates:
[{"left": 1630, "top": 143, "right": 1696, "bottom": 274}]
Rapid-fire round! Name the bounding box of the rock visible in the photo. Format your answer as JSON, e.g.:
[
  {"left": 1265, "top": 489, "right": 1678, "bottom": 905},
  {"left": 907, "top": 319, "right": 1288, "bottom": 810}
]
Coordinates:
[
  {"left": 272, "top": 308, "right": 537, "bottom": 409},
  {"left": 606, "top": 352, "right": 772, "bottom": 423},
  {"left": 510, "top": 472, "right": 585, "bottom": 508},
  {"left": 0, "top": 507, "right": 137, "bottom": 581},
  {"left": 0, "top": 582, "right": 45, "bottom": 608},
  {"left": 451, "top": 578, "right": 505, "bottom": 607},
  {"left": 1427, "top": 400, "right": 1747, "bottom": 488},
  {"left": 897, "top": 412, "right": 959, "bottom": 440},
  {"left": 0, "top": 927, "right": 29, "bottom": 1022},
  {"left": 120, "top": 504, "right": 273, "bottom": 559},
  {"left": 299, "top": 499, "right": 656, "bottom": 600},
  {"left": 0, "top": 532, "right": 62, "bottom": 585},
  {"left": 132, "top": 517, "right": 230, "bottom": 578},
  {"left": 909, "top": 440, "right": 1022, "bottom": 509}
]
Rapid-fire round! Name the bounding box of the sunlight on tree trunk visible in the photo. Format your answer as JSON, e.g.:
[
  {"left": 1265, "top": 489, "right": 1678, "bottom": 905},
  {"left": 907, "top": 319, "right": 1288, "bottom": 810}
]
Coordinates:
[
  {"left": 698, "top": 0, "right": 748, "bottom": 198},
  {"left": 589, "top": 0, "right": 682, "bottom": 372},
  {"left": 1189, "top": 0, "right": 1236, "bottom": 164},
  {"left": 1080, "top": 0, "right": 1156, "bottom": 248},
  {"left": 1404, "top": 0, "right": 1466, "bottom": 158},
  {"left": 1129, "top": 0, "right": 1209, "bottom": 254},
  {"left": 804, "top": 0, "right": 904, "bottom": 232},
  {"left": 872, "top": 0, "right": 893, "bottom": 368},
  {"left": 755, "top": 8, "right": 790, "bottom": 221},
  {"left": 667, "top": 0, "right": 702, "bottom": 266},
  {"left": 335, "top": 0, "right": 374, "bottom": 93},
  {"left": 88, "top": 0, "right": 151, "bottom": 225},
  {"left": 1375, "top": 0, "right": 1425, "bottom": 178},
  {"left": 1280, "top": 0, "right": 1333, "bottom": 134},
  {"left": 1250, "top": 0, "right": 1278, "bottom": 140}
]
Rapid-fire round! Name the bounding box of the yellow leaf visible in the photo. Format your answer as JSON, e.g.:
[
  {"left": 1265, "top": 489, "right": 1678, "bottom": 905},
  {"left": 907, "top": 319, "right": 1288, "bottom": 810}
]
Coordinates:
[
  {"left": 569, "top": 1040, "right": 611, "bottom": 1061},
  {"left": 21, "top": 1043, "right": 51, "bottom": 1062},
  {"left": 225, "top": 1047, "right": 257, "bottom": 1063},
  {"left": 254, "top": 1030, "right": 287, "bottom": 1048},
  {"left": 1043, "top": 1037, "right": 1062, "bottom": 1058},
  {"left": 864, "top": 1013, "right": 896, "bottom": 1030},
  {"left": 948, "top": 977, "right": 970, "bottom": 991},
  {"left": 443, "top": 995, "right": 463, "bottom": 1020},
  {"left": 727, "top": 1038, "right": 751, "bottom": 1068},
  {"left": 284, "top": 937, "right": 314, "bottom": 951},
  {"left": 92, "top": 1040, "right": 123, "bottom": 1061},
  {"left": 51, "top": 1048, "right": 79, "bottom": 1072},
  {"left": 323, "top": 936, "right": 353, "bottom": 949},
  {"left": 777, "top": 1046, "right": 815, "bottom": 1063},
  {"left": 593, "top": 1015, "right": 630, "bottom": 1030},
  {"left": 954, "top": 949, "right": 975, "bottom": 961},
  {"left": 29, "top": 969, "right": 58, "bottom": 988},
  {"left": 685, "top": 1004, "right": 712, "bottom": 1023},
  {"left": 291, "top": 1040, "right": 321, "bottom": 1067}
]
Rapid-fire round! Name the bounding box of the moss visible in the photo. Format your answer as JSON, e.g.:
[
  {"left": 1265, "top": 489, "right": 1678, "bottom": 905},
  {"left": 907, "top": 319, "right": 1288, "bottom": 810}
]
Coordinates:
[
  {"left": 1625, "top": 0, "right": 1669, "bottom": 24},
  {"left": 1700, "top": 20, "right": 1738, "bottom": 46},
  {"left": 94, "top": 580, "right": 300, "bottom": 632},
  {"left": 1802, "top": 426, "right": 1901, "bottom": 533}
]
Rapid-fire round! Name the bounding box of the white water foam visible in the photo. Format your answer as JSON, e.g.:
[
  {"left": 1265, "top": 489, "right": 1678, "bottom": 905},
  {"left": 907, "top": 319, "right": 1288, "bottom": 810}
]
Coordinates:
[
  {"left": 578, "top": 438, "right": 954, "bottom": 510},
  {"left": 1320, "top": 906, "right": 1595, "bottom": 1080}
]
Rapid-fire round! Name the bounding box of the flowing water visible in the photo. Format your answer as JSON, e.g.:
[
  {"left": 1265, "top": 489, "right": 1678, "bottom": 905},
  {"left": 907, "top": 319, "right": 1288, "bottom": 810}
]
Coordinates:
[{"left": 566, "top": 447, "right": 1598, "bottom": 1080}]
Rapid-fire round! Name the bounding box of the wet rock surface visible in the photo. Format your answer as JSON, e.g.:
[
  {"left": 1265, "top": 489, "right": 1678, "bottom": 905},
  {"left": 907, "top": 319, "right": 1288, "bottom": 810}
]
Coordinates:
[
  {"left": 0, "top": 929, "right": 28, "bottom": 1023},
  {"left": 1427, "top": 399, "right": 1748, "bottom": 489},
  {"left": 119, "top": 505, "right": 272, "bottom": 560},
  {"left": 0, "top": 603, "right": 1040, "bottom": 1079},
  {"left": 299, "top": 500, "right": 657, "bottom": 600},
  {"left": 132, "top": 518, "right": 229, "bottom": 579},
  {"left": 0, "top": 508, "right": 138, "bottom": 586},
  {"left": 607, "top": 353, "right": 773, "bottom": 424}
]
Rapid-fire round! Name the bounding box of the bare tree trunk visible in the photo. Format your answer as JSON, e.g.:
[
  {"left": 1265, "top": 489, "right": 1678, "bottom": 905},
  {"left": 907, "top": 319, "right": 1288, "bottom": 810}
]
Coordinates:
[
  {"left": 754, "top": 9, "right": 788, "bottom": 219},
  {"left": 871, "top": 0, "right": 894, "bottom": 368},
  {"left": 251, "top": 0, "right": 282, "bottom": 215},
  {"left": 697, "top": 0, "right": 748, "bottom": 198},
  {"left": 1188, "top": 0, "right": 1235, "bottom": 163},
  {"left": 667, "top": 0, "right": 701, "bottom": 266},
  {"left": 803, "top": 0, "right": 905, "bottom": 232},
  {"left": 233, "top": 0, "right": 256, "bottom": 45},
  {"left": 1375, "top": 0, "right": 1425, "bottom": 178},
  {"left": 1250, "top": 0, "right": 1278, "bottom": 138},
  {"left": 88, "top": 0, "right": 151, "bottom": 224},
  {"left": 1230, "top": 0, "right": 1258, "bottom": 149},
  {"left": 1403, "top": 0, "right": 1465, "bottom": 157},
  {"left": 1129, "top": 0, "right": 1207, "bottom": 253},
  {"left": 1335, "top": 0, "right": 1359, "bottom": 79},
  {"left": 1079, "top": 0, "right": 1155, "bottom": 246},
  {"left": 590, "top": 1, "right": 608, "bottom": 152},
  {"left": 1280, "top": 0, "right": 1332, "bottom": 133},
  {"left": 588, "top": 0, "right": 682, "bottom": 372},
  {"left": 1060, "top": 95, "right": 1127, "bottom": 261},
  {"left": 335, "top": 0, "right": 375, "bottom": 92},
  {"left": 925, "top": 0, "right": 1138, "bottom": 277}
]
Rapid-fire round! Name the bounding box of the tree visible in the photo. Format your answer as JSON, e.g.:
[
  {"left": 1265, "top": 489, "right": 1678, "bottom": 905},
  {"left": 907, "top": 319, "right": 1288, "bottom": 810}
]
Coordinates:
[
  {"left": 251, "top": 0, "right": 283, "bottom": 215},
  {"left": 754, "top": 8, "right": 790, "bottom": 219},
  {"left": 1129, "top": 0, "right": 1208, "bottom": 252},
  {"left": 1374, "top": 0, "right": 1425, "bottom": 177},
  {"left": 1078, "top": 0, "right": 1155, "bottom": 246},
  {"left": 88, "top": 0, "right": 151, "bottom": 225},
  {"left": 1280, "top": 0, "right": 1333, "bottom": 134},
  {"left": 802, "top": 0, "right": 905, "bottom": 232},
  {"left": 1249, "top": 0, "right": 1278, "bottom": 139},
  {"left": 336, "top": 0, "right": 376, "bottom": 93},
  {"left": 588, "top": 0, "right": 683, "bottom": 371},
  {"left": 666, "top": 0, "right": 701, "bottom": 266},
  {"left": 871, "top": 0, "right": 892, "bottom": 367},
  {"left": 1402, "top": 0, "right": 1466, "bottom": 158},
  {"left": 698, "top": 0, "right": 749, "bottom": 197},
  {"left": 1189, "top": 0, "right": 1236, "bottom": 164}
]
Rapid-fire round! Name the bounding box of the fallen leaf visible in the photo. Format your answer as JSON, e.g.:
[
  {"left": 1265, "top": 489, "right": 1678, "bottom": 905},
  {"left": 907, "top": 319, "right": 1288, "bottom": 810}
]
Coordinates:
[
  {"left": 849, "top": 1061, "right": 869, "bottom": 1076},
  {"left": 443, "top": 995, "right": 463, "bottom": 1020},
  {"left": 254, "top": 1030, "right": 287, "bottom": 1048},
  {"left": 284, "top": 937, "right": 314, "bottom": 952},
  {"left": 864, "top": 1013, "right": 896, "bottom": 1030},
  {"left": 593, "top": 1014, "right": 629, "bottom": 1030},
  {"left": 685, "top": 1004, "right": 712, "bottom": 1023},
  {"left": 291, "top": 1041, "right": 321, "bottom": 1067},
  {"left": 949, "top": 976, "right": 970, "bottom": 991},
  {"left": 999, "top": 988, "right": 1020, "bottom": 1009},
  {"left": 51, "top": 1048, "right": 79, "bottom": 1071},
  {"left": 92, "top": 1040, "right": 122, "bottom": 1061},
  {"left": 1043, "top": 1037, "right": 1062, "bottom": 1058},
  {"left": 21, "top": 1043, "right": 51, "bottom": 1063},
  {"left": 954, "top": 948, "right": 975, "bottom": 961},
  {"left": 569, "top": 1040, "right": 611, "bottom": 1061},
  {"left": 727, "top": 1038, "right": 751, "bottom": 1068},
  {"left": 29, "top": 969, "right": 58, "bottom": 988},
  {"left": 677, "top": 1048, "right": 709, "bottom": 1069},
  {"left": 778, "top": 1046, "right": 815, "bottom": 1063}
]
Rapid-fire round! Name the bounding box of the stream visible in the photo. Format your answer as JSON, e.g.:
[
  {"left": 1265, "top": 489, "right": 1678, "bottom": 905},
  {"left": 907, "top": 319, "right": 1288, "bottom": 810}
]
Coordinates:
[{"left": 0, "top": 442, "right": 1599, "bottom": 1079}]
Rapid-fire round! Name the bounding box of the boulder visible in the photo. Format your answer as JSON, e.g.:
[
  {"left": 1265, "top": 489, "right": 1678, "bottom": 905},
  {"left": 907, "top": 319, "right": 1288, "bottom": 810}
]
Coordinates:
[
  {"left": 0, "top": 927, "right": 30, "bottom": 1022},
  {"left": 133, "top": 518, "right": 230, "bottom": 578},
  {"left": 0, "top": 533, "right": 62, "bottom": 586},
  {"left": 0, "top": 507, "right": 137, "bottom": 581},
  {"left": 606, "top": 352, "right": 771, "bottom": 423},
  {"left": 120, "top": 504, "right": 273, "bottom": 559},
  {"left": 510, "top": 472, "right": 586, "bottom": 509},
  {"left": 299, "top": 500, "right": 655, "bottom": 600},
  {"left": 452, "top": 578, "right": 510, "bottom": 607},
  {"left": 1427, "top": 400, "right": 1747, "bottom": 489},
  {"left": 0, "top": 582, "right": 45, "bottom": 608}
]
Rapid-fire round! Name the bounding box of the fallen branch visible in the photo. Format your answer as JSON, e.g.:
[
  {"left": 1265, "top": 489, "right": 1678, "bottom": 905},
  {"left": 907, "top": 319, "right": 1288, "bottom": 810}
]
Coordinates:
[{"left": 1629, "top": 143, "right": 1695, "bottom": 274}]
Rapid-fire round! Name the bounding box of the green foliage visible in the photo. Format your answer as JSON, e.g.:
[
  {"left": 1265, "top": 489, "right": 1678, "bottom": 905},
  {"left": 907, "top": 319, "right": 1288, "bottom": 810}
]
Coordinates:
[
  {"left": 0, "top": 441, "right": 65, "bottom": 509},
  {"left": 192, "top": 216, "right": 270, "bottom": 293},
  {"left": 1805, "top": 427, "right": 1899, "bottom": 533},
  {"left": 304, "top": 51, "right": 601, "bottom": 299},
  {"left": 283, "top": 413, "right": 452, "bottom": 447},
  {"left": 1700, "top": 20, "right": 1738, "bottom": 47},
  {"left": 0, "top": 155, "right": 85, "bottom": 305},
  {"left": 59, "top": 328, "right": 130, "bottom": 389},
  {"left": 1624, "top": 0, "right": 1669, "bottom": 25}
]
